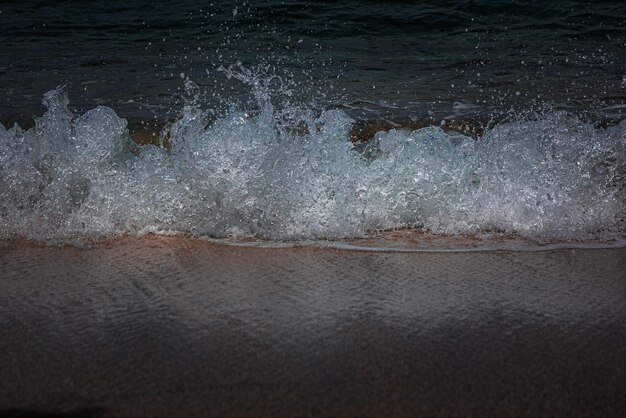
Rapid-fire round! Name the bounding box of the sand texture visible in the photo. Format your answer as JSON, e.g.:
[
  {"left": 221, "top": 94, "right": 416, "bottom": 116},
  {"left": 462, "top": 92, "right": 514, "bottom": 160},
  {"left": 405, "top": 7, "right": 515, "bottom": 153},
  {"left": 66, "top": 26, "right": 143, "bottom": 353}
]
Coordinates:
[{"left": 1, "top": 236, "right": 625, "bottom": 417}]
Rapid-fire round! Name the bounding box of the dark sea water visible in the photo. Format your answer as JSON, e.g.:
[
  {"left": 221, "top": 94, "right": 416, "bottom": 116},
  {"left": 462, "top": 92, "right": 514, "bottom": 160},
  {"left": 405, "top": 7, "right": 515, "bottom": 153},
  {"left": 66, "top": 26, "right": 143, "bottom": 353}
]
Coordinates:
[
  {"left": 0, "top": 1, "right": 625, "bottom": 245},
  {"left": 2, "top": 0, "right": 625, "bottom": 122}
]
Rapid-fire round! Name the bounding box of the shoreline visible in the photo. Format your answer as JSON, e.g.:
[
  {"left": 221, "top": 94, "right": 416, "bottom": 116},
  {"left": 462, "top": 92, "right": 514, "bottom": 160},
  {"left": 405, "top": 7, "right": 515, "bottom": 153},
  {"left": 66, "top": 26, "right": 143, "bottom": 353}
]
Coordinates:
[{"left": 3, "top": 232, "right": 626, "bottom": 254}]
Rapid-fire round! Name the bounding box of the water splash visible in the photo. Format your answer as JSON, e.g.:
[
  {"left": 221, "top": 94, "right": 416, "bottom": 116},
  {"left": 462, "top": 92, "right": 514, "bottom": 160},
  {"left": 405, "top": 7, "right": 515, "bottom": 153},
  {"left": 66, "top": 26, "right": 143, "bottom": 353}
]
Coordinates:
[{"left": 1, "top": 73, "right": 625, "bottom": 244}]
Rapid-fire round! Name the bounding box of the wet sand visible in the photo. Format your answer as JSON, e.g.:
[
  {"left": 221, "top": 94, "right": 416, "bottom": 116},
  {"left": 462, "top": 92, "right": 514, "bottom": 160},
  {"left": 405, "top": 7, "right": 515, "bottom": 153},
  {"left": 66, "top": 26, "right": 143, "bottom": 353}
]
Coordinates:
[{"left": 1, "top": 236, "right": 625, "bottom": 417}]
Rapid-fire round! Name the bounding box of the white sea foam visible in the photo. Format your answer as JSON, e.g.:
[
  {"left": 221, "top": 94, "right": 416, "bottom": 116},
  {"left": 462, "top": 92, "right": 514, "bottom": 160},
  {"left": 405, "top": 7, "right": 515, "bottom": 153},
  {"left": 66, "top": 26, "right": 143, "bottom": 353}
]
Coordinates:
[{"left": 1, "top": 81, "right": 624, "bottom": 244}]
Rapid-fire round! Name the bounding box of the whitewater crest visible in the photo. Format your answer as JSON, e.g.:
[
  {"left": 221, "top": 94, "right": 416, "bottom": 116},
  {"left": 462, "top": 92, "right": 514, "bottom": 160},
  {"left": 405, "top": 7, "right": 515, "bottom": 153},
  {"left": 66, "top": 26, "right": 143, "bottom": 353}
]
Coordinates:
[{"left": 0, "top": 82, "right": 625, "bottom": 244}]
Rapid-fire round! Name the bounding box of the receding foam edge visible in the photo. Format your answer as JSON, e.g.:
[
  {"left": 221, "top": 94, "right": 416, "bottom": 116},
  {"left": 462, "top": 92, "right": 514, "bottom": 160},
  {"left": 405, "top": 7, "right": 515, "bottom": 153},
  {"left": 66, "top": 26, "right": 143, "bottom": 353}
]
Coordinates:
[{"left": 198, "top": 237, "right": 626, "bottom": 253}]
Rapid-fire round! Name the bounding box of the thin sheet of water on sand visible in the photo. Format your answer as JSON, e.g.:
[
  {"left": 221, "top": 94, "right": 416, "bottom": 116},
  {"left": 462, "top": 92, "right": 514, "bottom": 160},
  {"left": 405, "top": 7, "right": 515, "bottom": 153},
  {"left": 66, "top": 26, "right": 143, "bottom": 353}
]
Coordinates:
[
  {"left": 206, "top": 229, "right": 626, "bottom": 252},
  {"left": 0, "top": 236, "right": 625, "bottom": 417}
]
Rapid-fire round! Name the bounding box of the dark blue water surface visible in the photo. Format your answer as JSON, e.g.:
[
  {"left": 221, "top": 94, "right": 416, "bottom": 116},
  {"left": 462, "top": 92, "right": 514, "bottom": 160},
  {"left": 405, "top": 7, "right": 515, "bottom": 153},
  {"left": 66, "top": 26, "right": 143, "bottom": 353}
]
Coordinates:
[{"left": 1, "top": 0, "right": 624, "bottom": 124}]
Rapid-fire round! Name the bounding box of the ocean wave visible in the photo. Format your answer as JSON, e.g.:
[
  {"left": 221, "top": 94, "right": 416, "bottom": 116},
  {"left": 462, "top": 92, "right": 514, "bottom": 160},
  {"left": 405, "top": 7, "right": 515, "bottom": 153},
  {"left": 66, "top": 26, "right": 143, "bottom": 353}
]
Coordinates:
[{"left": 1, "top": 80, "right": 625, "bottom": 244}]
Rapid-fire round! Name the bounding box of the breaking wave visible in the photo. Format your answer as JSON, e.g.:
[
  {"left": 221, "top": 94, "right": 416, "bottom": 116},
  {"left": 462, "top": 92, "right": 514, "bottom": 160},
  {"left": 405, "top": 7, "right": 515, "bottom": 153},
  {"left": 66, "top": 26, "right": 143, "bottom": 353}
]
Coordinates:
[{"left": 1, "top": 77, "right": 625, "bottom": 245}]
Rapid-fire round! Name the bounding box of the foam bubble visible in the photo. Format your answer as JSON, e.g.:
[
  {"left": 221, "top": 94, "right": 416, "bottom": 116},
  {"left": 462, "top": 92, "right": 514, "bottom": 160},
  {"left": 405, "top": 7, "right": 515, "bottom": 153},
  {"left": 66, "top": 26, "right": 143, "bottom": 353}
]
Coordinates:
[{"left": 1, "top": 84, "right": 624, "bottom": 244}]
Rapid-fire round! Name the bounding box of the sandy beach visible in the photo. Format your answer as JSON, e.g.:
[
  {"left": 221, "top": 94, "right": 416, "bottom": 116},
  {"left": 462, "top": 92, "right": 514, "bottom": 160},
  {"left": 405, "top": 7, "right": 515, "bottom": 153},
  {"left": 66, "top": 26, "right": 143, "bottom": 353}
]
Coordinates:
[
  {"left": 3, "top": 1, "right": 625, "bottom": 416},
  {"left": 1, "top": 236, "right": 625, "bottom": 417}
]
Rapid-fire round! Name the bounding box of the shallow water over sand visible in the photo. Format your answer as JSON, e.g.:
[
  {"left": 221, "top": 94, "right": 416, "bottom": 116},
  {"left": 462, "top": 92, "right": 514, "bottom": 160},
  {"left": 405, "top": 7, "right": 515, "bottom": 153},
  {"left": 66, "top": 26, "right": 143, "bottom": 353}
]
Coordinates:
[{"left": 1, "top": 237, "right": 625, "bottom": 416}]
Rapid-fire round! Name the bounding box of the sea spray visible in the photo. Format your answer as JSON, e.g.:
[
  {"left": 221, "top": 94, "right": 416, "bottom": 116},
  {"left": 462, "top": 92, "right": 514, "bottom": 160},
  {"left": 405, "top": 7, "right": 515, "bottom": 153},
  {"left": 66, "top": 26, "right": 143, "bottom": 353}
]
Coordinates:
[{"left": 0, "top": 75, "right": 624, "bottom": 244}]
